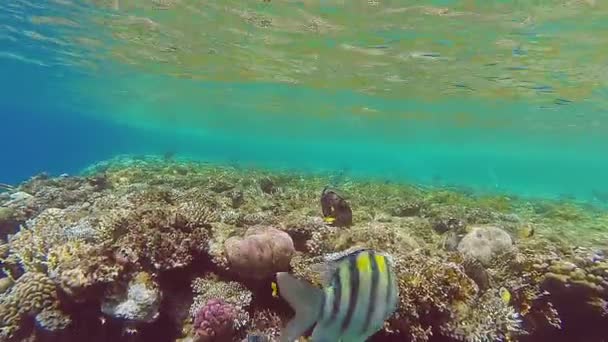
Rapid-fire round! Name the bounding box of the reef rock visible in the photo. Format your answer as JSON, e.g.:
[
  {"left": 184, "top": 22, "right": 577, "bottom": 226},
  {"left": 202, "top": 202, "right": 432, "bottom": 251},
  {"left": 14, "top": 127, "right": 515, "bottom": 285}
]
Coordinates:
[
  {"left": 224, "top": 226, "right": 295, "bottom": 280},
  {"left": 101, "top": 272, "right": 161, "bottom": 324},
  {"left": 458, "top": 225, "right": 513, "bottom": 265}
]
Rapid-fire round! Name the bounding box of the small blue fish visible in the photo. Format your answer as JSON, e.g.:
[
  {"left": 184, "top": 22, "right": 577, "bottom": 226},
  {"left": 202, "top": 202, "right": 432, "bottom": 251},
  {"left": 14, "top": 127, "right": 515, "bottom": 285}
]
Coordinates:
[{"left": 276, "top": 248, "right": 399, "bottom": 342}]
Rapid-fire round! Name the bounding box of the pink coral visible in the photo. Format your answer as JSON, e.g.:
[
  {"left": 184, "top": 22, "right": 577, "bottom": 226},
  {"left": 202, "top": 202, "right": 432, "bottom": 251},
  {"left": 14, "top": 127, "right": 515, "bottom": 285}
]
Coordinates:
[
  {"left": 193, "top": 299, "right": 236, "bottom": 342},
  {"left": 224, "top": 226, "right": 295, "bottom": 280}
]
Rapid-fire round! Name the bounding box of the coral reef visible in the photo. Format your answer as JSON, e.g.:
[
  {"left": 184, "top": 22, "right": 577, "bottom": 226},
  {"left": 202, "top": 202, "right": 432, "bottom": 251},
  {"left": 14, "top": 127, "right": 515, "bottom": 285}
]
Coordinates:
[{"left": 0, "top": 154, "right": 607, "bottom": 342}]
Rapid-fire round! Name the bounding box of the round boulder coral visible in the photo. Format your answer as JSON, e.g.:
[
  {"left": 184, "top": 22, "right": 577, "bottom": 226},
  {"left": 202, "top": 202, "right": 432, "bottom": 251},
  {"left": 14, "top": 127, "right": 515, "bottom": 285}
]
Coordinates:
[
  {"left": 224, "top": 226, "right": 295, "bottom": 280},
  {"left": 193, "top": 299, "right": 237, "bottom": 342},
  {"left": 458, "top": 225, "right": 513, "bottom": 265}
]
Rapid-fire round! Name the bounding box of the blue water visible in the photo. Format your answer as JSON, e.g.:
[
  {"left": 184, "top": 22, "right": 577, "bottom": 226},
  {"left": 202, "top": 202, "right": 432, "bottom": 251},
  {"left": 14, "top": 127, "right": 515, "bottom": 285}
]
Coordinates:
[{"left": 1, "top": 1, "right": 608, "bottom": 205}]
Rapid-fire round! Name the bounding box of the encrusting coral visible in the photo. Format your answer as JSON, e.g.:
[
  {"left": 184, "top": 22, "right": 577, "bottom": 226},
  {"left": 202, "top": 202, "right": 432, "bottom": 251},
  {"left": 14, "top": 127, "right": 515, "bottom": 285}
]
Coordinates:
[{"left": 0, "top": 154, "right": 607, "bottom": 342}]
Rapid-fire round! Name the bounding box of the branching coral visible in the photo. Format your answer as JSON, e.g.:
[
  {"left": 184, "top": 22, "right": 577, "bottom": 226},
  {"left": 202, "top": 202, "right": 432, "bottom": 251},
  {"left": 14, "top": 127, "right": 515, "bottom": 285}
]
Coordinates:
[
  {"left": 114, "top": 203, "right": 213, "bottom": 271},
  {"left": 486, "top": 244, "right": 563, "bottom": 336},
  {"left": 6, "top": 207, "right": 103, "bottom": 272},
  {"left": 441, "top": 289, "right": 524, "bottom": 342},
  {"left": 388, "top": 253, "right": 479, "bottom": 342},
  {"left": 245, "top": 309, "right": 282, "bottom": 340}
]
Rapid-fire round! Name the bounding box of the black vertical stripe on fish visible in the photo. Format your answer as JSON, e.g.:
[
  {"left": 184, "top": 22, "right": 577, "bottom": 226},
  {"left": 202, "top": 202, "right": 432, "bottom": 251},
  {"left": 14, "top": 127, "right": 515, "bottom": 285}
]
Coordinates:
[
  {"left": 318, "top": 289, "right": 326, "bottom": 320},
  {"left": 362, "top": 251, "right": 379, "bottom": 333},
  {"left": 328, "top": 270, "right": 342, "bottom": 324},
  {"left": 385, "top": 257, "right": 393, "bottom": 315},
  {"left": 341, "top": 255, "right": 360, "bottom": 332}
]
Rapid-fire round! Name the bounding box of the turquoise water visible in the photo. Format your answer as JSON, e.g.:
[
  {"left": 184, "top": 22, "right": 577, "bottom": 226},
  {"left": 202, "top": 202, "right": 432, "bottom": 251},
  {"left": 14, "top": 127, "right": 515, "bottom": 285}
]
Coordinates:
[{"left": 2, "top": 0, "right": 608, "bottom": 203}]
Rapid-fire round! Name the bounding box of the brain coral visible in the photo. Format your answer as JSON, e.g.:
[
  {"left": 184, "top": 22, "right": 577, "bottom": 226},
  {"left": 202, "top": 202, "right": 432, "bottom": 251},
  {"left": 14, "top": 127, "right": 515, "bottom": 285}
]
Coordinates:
[
  {"left": 0, "top": 272, "right": 71, "bottom": 340},
  {"left": 224, "top": 226, "right": 295, "bottom": 280}
]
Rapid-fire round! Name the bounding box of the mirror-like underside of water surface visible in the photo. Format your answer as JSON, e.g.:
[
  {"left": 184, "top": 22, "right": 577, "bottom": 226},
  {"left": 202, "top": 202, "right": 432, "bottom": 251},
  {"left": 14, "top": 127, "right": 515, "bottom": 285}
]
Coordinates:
[
  {"left": 1, "top": 1, "right": 608, "bottom": 342},
  {"left": 2, "top": 0, "right": 608, "bottom": 201}
]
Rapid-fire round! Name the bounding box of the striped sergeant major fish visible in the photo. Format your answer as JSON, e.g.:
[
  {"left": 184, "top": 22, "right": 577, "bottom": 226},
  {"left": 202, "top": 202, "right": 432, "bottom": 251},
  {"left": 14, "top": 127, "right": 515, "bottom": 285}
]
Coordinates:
[{"left": 276, "top": 247, "right": 399, "bottom": 342}]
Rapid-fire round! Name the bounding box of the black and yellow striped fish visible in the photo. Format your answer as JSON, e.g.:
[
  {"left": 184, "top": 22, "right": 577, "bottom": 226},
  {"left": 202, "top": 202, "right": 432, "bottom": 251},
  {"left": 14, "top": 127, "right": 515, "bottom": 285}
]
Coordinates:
[{"left": 276, "top": 248, "right": 399, "bottom": 342}]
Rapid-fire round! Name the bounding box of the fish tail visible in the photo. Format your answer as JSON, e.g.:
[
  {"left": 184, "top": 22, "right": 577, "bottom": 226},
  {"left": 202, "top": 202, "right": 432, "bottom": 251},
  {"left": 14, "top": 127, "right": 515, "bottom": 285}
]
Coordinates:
[{"left": 276, "top": 272, "right": 324, "bottom": 342}]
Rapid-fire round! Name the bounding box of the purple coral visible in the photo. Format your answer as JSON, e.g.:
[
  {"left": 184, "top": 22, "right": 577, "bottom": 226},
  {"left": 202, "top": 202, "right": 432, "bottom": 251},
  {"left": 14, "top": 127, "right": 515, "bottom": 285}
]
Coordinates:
[{"left": 193, "top": 299, "right": 236, "bottom": 342}]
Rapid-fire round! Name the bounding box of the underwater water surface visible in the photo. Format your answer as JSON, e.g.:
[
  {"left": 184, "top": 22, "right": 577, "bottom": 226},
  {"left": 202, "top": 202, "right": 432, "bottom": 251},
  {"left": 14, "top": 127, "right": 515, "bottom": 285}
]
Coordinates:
[{"left": 1, "top": 0, "right": 608, "bottom": 202}]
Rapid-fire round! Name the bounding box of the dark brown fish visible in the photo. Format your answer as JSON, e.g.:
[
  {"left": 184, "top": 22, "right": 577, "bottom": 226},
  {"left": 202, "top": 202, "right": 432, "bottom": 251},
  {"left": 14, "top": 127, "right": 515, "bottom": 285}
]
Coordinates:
[{"left": 320, "top": 187, "right": 352, "bottom": 227}]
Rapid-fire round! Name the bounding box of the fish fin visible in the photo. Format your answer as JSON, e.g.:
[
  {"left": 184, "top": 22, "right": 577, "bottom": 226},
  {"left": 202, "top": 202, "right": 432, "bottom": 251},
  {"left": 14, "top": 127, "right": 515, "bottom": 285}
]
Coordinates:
[
  {"left": 276, "top": 272, "right": 324, "bottom": 342},
  {"left": 311, "top": 323, "right": 339, "bottom": 342},
  {"left": 324, "top": 246, "right": 368, "bottom": 263}
]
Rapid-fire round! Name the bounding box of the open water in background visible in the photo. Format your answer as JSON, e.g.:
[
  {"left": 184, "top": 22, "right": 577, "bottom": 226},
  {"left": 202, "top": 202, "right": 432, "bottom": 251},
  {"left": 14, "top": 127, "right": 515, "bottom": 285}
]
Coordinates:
[{"left": 1, "top": 0, "right": 608, "bottom": 204}]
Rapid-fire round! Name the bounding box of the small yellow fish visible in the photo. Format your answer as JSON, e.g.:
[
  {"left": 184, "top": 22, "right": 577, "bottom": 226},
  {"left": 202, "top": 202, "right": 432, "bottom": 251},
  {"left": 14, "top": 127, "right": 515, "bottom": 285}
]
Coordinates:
[
  {"left": 322, "top": 216, "right": 336, "bottom": 224},
  {"left": 499, "top": 287, "right": 511, "bottom": 304},
  {"left": 271, "top": 281, "right": 279, "bottom": 298}
]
